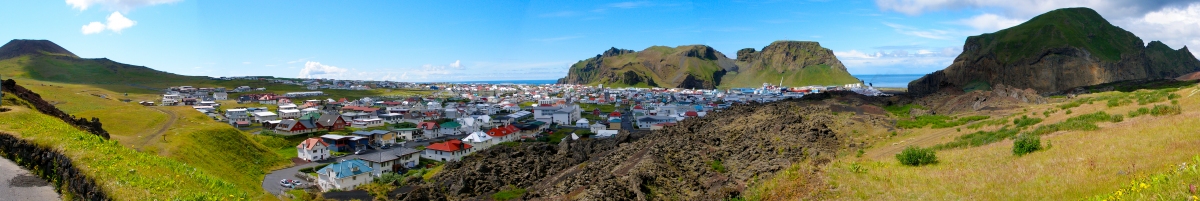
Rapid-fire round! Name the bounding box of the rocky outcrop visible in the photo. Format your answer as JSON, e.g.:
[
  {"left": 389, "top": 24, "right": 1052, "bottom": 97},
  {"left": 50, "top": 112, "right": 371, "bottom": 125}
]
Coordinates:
[
  {"left": 914, "top": 84, "right": 1047, "bottom": 115},
  {"left": 909, "top": 8, "right": 1200, "bottom": 96},
  {"left": 0, "top": 133, "right": 108, "bottom": 200},
  {"left": 2, "top": 79, "right": 110, "bottom": 139},
  {"left": 0, "top": 39, "right": 77, "bottom": 60},
  {"left": 401, "top": 100, "right": 847, "bottom": 200},
  {"left": 557, "top": 41, "right": 860, "bottom": 89}
]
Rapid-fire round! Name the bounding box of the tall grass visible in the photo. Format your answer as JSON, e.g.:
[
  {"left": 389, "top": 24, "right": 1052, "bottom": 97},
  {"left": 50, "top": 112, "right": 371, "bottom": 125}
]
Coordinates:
[
  {"left": 933, "top": 126, "right": 1022, "bottom": 150},
  {"left": 897, "top": 115, "right": 989, "bottom": 129},
  {"left": 1025, "top": 112, "right": 1123, "bottom": 136}
]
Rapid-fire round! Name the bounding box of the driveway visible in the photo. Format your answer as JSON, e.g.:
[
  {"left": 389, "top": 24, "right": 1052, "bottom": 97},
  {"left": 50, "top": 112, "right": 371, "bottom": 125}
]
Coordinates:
[
  {"left": 0, "top": 156, "right": 59, "bottom": 201},
  {"left": 262, "top": 161, "right": 323, "bottom": 196}
]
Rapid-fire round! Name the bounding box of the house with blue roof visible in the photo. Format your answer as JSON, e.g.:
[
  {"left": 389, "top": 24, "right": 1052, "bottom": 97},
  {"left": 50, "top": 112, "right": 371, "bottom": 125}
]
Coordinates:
[{"left": 316, "top": 159, "right": 375, "bottom": 192}]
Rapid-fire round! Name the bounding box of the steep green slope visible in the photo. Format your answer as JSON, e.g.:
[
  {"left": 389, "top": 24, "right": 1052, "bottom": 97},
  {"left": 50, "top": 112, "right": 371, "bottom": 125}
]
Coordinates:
[
  {"left": 0, "top": 39, "right": 208, "bottom": 85},
  {"left": 909, "top": 7, "right": 1200, "bottom": 95},
  {"left": 558, "top": 41, "right": 860, "bottom": 89}
]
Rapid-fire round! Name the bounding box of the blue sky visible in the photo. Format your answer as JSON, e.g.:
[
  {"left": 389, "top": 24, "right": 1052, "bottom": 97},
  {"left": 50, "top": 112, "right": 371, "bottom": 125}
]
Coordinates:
[{"left": 3, "top": 0, "right": 1200, "bottom": 82}]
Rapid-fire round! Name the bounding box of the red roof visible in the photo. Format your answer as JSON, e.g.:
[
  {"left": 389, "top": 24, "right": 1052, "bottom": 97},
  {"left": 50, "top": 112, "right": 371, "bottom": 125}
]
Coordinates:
[
  {"left": 427, "top": 139, "right": 472, "bottom": 152},
  {"left": 298, "top": 138, "right": 329, "bottom": 149},
  {"left": 419, "top": 122, "right": 439, "bottom": 130},
  {"left": 633, "top": 105, "right": 644, "bottom": 110},
  {"left": 609, "top": 111, "right": 621, "bottom": 117},
  {"left": 236, "top": 121, "right": 250, "bottom": 125},
  {"left": 685, "top": 111, "right": 699, "bottom": 117}
]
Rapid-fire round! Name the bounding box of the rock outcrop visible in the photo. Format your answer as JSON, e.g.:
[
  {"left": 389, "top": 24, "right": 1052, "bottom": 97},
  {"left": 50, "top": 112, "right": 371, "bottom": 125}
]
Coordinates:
[
  {"left": 400, "top": 100, "right": 849, "bottom": 200},
  {"left": 557, "top": 41, "right": 860, "bottom": 89},
  {"left": 908, "top": 7, "right": 1200, "bottom": 96},
  {"left": 2, "top": 79, "right": 110, "bottom": 139}
]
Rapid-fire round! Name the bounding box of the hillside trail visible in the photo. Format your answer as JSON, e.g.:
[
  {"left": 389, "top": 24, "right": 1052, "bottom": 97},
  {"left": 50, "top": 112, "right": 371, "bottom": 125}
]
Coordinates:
[
  {"left": 136, "top": 106, "right": 177, "bottom": 151},
  {"left": 865, "top": 128, "right": 957, "bottom": 160}
]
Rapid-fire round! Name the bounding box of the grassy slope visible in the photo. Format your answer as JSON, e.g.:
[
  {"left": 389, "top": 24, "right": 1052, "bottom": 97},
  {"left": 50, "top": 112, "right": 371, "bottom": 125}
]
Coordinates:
[
  {"left": 970, "top": 7, "right": 1142, "bottom": 64},
  {"left": 722, "top": 64, "right": 860, "bottom": 89},
  {"left": 813, "top": 84, "right": 1200, "bottom": 200},
  {"left": 0, "top": 104, "right": 272, "bottom": 200}
]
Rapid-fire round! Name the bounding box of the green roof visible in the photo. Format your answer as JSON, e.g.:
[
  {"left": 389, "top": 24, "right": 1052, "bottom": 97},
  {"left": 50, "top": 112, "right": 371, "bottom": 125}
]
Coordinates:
[{"left": 440, "top": 121, "right": 461, "bottom": 128}]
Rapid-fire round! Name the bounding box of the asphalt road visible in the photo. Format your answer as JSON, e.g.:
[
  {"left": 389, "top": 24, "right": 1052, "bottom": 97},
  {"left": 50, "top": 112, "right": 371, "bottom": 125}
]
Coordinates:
[{"left": 0, "top": 156, "right": 60, "bottom": 201}]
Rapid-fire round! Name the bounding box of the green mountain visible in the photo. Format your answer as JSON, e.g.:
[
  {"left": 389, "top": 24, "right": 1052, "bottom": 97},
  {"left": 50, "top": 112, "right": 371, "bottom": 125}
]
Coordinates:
[
  {"left": 909, "top": 7, "right": 1200, "bottom": 95},
  {"left": 0, "top": 39, "right": 206, "bottom": 85},
  {"left": 557, "top": 41, "right": 861, "bottom": 89}
]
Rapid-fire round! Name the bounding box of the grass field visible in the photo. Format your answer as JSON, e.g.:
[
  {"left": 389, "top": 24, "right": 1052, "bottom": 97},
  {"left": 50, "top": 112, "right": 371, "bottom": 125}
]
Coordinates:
[
  {"left": 813, "top": 83, "right": 1200, "bottom": 200},
  {"left": 0, "top": 105, "right": 275, "bottom": 200}
]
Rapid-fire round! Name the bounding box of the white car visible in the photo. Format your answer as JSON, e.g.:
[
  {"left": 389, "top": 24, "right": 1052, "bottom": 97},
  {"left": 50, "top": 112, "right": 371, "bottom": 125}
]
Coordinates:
[{"left": 279, "top": 179, "right": 301, "bottom": 188}]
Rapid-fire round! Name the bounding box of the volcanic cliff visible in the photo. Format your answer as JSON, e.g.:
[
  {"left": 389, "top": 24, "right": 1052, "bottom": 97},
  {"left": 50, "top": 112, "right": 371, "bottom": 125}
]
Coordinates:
[
  {"left": 908, "top": 7, "right": 1200, "bottom": 96},
  {"left": 557, "top": 41, "right": 861, "bottom": 89}
]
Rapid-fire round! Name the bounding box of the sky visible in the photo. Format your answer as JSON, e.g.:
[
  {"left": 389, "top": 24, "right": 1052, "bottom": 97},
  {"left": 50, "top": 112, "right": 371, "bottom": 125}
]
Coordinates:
[{"left": 2, "top": 0, "right": 1200, "bottom": 82}]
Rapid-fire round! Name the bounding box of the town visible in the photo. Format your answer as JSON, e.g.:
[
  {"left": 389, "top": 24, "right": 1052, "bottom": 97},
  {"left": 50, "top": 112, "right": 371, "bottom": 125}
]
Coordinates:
[{"left": 148, "top": 76, "right": 888, "bottom": 194}]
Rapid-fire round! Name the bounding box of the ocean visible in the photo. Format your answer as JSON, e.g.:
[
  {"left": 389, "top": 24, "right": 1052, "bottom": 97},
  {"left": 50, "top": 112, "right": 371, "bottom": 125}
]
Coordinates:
[
  {"left": 852, "top": 74, "right": 925, "bottom": 88},
  {"left": 449, "top": 80, "right": 560, "bottom": 85}
]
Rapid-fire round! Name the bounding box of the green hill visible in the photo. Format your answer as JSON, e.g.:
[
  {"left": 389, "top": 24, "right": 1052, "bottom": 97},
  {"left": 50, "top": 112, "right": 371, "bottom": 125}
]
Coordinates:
[
  {"left": 0, "top": 39, "right": 208, "bottom": 85},
  {"left": 909, "top": 7, "right": 1200, "bottom": 95},
  {"left": 557, "top": 41, "right": 861, "bottom": 89}
]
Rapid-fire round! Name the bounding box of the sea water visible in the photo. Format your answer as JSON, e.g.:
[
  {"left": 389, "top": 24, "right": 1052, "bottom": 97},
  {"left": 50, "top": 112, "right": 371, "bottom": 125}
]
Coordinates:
[{"left": 852, "top": 74, "right": 925, "bottom": 88}]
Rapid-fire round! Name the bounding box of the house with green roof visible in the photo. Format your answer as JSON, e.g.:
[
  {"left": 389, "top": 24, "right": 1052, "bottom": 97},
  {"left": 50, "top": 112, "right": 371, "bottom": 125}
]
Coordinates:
[
  {"left": 439, "top": 121, "right": 463, "bottom": 136},
  {"left": 316, "top": 159, "right": 374, "bottom": 192}
]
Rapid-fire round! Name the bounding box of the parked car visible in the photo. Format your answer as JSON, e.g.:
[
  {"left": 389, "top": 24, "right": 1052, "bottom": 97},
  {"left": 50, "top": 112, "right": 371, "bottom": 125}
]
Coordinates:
[{"left": 279, "top": 179, "right": 295, "bottom": 188}]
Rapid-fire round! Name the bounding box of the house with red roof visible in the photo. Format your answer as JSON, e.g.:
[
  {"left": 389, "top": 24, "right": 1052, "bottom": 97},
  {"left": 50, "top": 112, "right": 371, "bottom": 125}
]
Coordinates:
[
  {"left": 418, "top": 122, "right": 440, "bottom": 139},
  {"left": 297, "top": 138, "right": 331, "bottom": 162},
  {"left": 422, "top": 139, "right": 474, "bottom": 162},
  {"left": 609, "top": 111, "right": 622, "bottom": 118}
]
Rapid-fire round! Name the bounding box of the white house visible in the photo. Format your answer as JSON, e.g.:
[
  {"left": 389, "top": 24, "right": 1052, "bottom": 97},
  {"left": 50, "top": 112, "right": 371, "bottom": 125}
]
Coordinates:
[
  {"left": 394, "top": 128, "right": 419, "bottom": 141},
  {"left": 213, "top": 92, "right": 228, "bottom": 100},
  {"left": 351, "top": 118, "right": 385, "bottom": 128},
  {"left": 297, "top": 138, "right": 331, "bottom": 161},
  {"left": 533, "top": 104, "right": 581, "bottom": 125},
  {"left": 421, "top": 139, "right": 473, "bottom": 162},
  {"left": 575, "top": 119, "right": 590, "bottom": 127},
  {"left": 456, "top": 117, "right": 480, "bottom": 134},
  {"left": 252, "top": 111, "right": 278, "bottom": 123},
  {"left": 461, "top": 131, "right": 495, "bottom": 151},
  {"left": 226, "top": 108, "right": 249, "bottom": 125},
  {"left": 316, "top": 159, "right": 374, "bottom": 192},
  {"left": 279, "top": 109, "right": 302, "bottom": 119}
]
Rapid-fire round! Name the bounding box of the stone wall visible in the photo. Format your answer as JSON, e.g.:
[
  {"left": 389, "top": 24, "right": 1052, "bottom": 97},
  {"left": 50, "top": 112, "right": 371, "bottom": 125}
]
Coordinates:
[
  {"left": 0, "top": 133, "right": 109, "bottom": 200},
  {"left": 1, "top": 79, "right": 109, "bottom": 139}
]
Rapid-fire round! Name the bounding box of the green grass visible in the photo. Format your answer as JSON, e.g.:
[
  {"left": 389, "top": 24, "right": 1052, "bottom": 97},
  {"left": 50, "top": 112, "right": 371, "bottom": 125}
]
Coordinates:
[
  {"left": 1091, "top": 156, "right": 1200, "bottom": 200},
  {"left": 491, "top": 186, "right": 528, "bottom": 201},
  {"left": 1130, "top": 104, "right": 1184, "bottom": 117},
  {"left": 933, "top": 126, "right": 1022, "bottom": 150},
  {"left": 1012, "top": 115, "right": 1044, "bottom": 128},
  {"left": 883, "top": 104, "right": 924, "bottom": 119},
  {"left": 1025, "top": 112, "right": 1123, "bottom": 136},
  {"left": 897, "top": 115, "right": 989, "bottom": 129},
  {"left": 970, "top": 7, "right": 1142, "bottom": 64},
  {"left": 0, "top": 107, "right": 265, "bottom": 199},
  {"left": 708, "top": 160, "right": 728, "bottom": 173}
]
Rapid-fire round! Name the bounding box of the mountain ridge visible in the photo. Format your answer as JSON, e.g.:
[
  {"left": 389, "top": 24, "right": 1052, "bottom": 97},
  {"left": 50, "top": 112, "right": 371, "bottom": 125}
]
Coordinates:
[
  {"left": 557, "top": 41, "right": 861, "bottom": 89},
  {"left": 0, "top": 39, "right": 203, "bottom": 85}
]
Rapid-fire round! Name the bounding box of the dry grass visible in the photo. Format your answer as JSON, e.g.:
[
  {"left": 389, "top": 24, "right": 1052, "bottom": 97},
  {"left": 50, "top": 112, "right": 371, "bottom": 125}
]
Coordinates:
[{"left": 818, "top": 84, "right": 1200, "bottom": 200}]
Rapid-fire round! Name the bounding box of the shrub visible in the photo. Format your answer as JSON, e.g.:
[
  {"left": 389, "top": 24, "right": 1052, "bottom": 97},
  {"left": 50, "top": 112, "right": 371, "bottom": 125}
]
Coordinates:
[
  {"left": 1013, "top": 115, "right": 1043, "bottom": 128},
  {"left": 492, "top": 186, "right": 528, "bottom": 201},
  {"left": 933, "top": 126, "right": 1021, "bottom": 150},
  {"left": 1150, "top": 104, "right": 1183, "bottom": 116},
  {"left": 1065, "top": 109, "right": 1073, "bottom": 115},
  {"left": 1012, "top": 134, "right": 1042, "bottom": 156},
  {"left": 708, "top": 160, "right": 728, "bottom": 173},
  {"left": 1129, "top": 107, "right": 1151, "bottom": 118},
  {"left": 896, "top": 146, "right": 938, "bottom": 166}
]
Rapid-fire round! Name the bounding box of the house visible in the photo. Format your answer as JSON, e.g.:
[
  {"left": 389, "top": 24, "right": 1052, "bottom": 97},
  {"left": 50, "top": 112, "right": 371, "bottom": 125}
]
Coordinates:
[
  {"left": 279, "top": 109, "right": 302, "bottom": 119},
  {"left": 394, "top": 128, "right": 419, "bottom": 141},
  {"left": 213, "top": 92, "right": 228, "bottom": 100},
  {"left": 226, "top": 108, "right": 249, "bottom": 125},
  {"left": 350, "top": 130, "right": 396, "bottom": 148},
  {"left": 595, "top": 130, "right": 619, "bottom": 138},
  {"left": 608, "top": 118, "right": 622, "bottom": 130},
  {"left": 485, "top": 125, "right": 520, "bottom": 143},
  {"left": 316, "top": 114, "right": 347, "bottom": 132},
  {"left": 637, "top": 116, "right": 677, "bottom": 129},
  {"left": 297, "top": 138, "right": 331, "bottom": 161},
  {"left": 532, "top": 104, "right": 582, "bottom": 125},
  {"left": 275, "top": 119, "right": 318, "bottom": 135},
  {"left": 316, "top": 159, "right": 374, "bottom": 192},
  {"left": 349, "top": 148, "right": 421, "bottom": 177},
  {"left": 439, "top": 121, "right": 463, "bottom": 136},
  {"left": 252, "top": 111, "right": 278, "bottom": 123},
  {"left": 461, "top": 131, "right": 494, "bottom": 151},
  {"left": 422, "top": 139, "right": 473, "bottom": 162},
  {"left": 456, "top": 117, "right": 480, "bottom": 134},
  {"left": 589, "top": 123, "right": 607, "bottom": 133},
  {"left": 351, "top": 118, "right": 385, "bottom": 129},
  {"left": 320, "top": 134, "right": 369, "bottom": 152},
  {"left": 575, "top": 119, "right": 590, "bottom": 127},
  {"left": 418, "top": 122, "right": 440, "bottom": 139}
]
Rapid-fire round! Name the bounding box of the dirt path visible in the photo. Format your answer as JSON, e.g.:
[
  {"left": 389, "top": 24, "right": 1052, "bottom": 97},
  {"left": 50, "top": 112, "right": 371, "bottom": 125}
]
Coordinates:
[
  {"left": 136, "top": 106, "right": 177, "bottom": 151},
  {"left": 865, "top": 129, "right": 957, "bottom": 160}
]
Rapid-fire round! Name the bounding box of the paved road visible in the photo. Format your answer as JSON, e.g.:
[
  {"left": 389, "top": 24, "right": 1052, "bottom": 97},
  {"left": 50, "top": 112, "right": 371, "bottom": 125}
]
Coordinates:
[
  {"left": 0, "top": 156, "right": 60, "bottom": 201},
  {"left": 262, "top": 162, "right": 322, "bottom": 196}
]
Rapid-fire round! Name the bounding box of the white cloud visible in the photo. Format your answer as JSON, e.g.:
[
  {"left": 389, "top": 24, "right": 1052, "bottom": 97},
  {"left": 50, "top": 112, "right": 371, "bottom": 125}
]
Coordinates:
[
  {"left": 105, "top": 12, "right": 136, "bottom": 32},
  {"left": 81, "top": 22, "right": 105, "bottom": 34},
  {"left": 298, "top": 61, "right": 349, "bottom": 79},
  {"left": 957, "top": 13, "right": 1025, "bottom": 32},
  {"left": 78, "top": 11, "right": 137, "bottom": 34},
  {"left": 834, "top": 50, "right": 878, "bottom": 59},
  {"left": 883, "top": 22, "right": 952, "bottom": 40},
  {"left": 835, "top": 47, "right": 961, "bottom": 74},
  {"left": 448, "top": 60, "right": 464, "bottom": 69},
  {"left": 66, "top": 0, "right": 181, "bottom": 12},
  {"left": 874, "top": 0, "right": 1196, "bottom": 18},
  {"left": 1119, "top": 3, "right": 1200, "bottom": 57}
]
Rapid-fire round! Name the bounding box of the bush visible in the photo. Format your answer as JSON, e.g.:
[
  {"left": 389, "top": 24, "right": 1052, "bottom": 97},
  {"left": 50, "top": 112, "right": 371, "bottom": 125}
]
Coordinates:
[
  {"left": 708, "top": 160, "right": 728, "bottom": 173},
  {"left": 933, "top": 126, "right": 1021, "bottom": 150},
  {"left": 492, "top": 186, "right": 527, "bottom": 201},
  {"left": 1149, "top": 104, "right": 1182, "bottom": 116},
  {"left": 1012, "top": 134, "right": 1042, "bottom": 156},
  {"left": 1012, "top": 115, "right": 1042, "bottom": 128},
  {"left": 896, "top": 146, "right": 938, "bottom": 166}
]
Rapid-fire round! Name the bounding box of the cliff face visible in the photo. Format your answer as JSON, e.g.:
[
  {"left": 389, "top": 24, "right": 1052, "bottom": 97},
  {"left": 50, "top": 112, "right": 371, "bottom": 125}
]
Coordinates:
[
  {"left": 557, "top": 41, "right": 860, "bottom": 89},
  {"left": 909, "top": 7, "right": 1200, "bottom": 96}
]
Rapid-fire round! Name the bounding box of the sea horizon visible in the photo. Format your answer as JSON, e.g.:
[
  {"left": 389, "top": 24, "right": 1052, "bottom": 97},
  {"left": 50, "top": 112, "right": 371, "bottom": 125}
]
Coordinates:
[{"left": 431, "top": 74, "right": 925, "bottom": 88}]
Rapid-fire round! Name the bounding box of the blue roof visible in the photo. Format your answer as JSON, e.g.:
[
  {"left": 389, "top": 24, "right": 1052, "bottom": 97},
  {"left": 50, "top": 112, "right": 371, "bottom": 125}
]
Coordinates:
[{"left": 318, "top": 159, "right": 374, "bottom": 179}]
